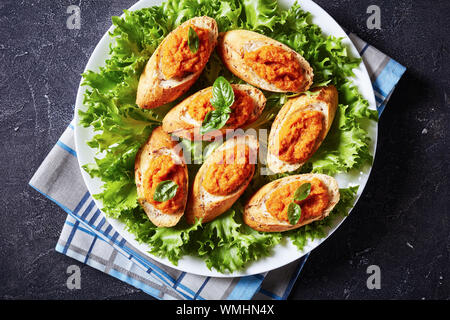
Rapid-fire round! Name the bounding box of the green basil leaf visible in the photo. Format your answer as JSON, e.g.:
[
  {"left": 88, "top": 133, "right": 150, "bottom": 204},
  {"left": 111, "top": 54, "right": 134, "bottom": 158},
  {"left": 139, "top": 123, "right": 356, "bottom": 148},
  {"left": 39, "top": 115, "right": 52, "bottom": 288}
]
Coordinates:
[
  {"left": 200, "top": 110, "right": 230, "bottom": 134},
  {"left": 293, "top": 183, "right": 311, "bottom": 201},
  {"left": 153, "top": 180, "right": 179, "bottom": 202},
  {"left": 210, "top": 76, "right": 234, "bottom": 109},
  {"left": 287, "top": 202, "right": 302, "bottom": 225},
  {"left": 188, "top": 27, "right": 199, "bottom": 54}
]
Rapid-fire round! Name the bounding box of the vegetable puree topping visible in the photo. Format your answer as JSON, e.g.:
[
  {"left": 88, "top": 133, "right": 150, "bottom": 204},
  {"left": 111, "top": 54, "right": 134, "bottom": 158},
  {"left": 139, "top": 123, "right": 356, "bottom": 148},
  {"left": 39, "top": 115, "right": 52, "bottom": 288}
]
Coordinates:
[
  {"left": 266, "top": 178, "right": 329, "bottom": 222},
  {"left": 244, "top": 45, "right": 305, "bottom": 91},
  {"left": 202, "top": 145, "right": 253, "bottom": 196},
  {"left": 276, "top": 110, "right": 324, "bottom": 163},
  {"left": 187, "top": 89, "right": 254, "bottom": 127},
  {"left": 160, "top": 25, "right": 210, "bottom": 79},
  {"left": 143, "top": 154, "right": 186, "bottom": 214}
]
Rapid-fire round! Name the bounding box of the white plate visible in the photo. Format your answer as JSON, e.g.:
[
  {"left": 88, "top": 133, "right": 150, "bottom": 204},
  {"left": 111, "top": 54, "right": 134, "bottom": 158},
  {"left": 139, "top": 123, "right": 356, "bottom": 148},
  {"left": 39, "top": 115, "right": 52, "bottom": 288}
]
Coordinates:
[{"left": 74, "top": 0, "right": 377, "bottom": 277}]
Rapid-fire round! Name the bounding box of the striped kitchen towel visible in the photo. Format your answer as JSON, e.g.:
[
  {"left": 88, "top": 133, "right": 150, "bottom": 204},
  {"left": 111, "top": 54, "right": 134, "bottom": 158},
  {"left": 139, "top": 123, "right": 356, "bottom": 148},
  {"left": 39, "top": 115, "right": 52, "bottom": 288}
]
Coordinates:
[{"left": 29, "top": 33, "right": 405, "bottom": 300}]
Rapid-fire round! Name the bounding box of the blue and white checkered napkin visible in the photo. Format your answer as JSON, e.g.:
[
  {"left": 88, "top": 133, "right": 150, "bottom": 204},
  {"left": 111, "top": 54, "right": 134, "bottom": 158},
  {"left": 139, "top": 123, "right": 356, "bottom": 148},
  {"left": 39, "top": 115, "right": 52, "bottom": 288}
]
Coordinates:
[{"left": 29, "top": 33, "right": 405, "bottom": 300}]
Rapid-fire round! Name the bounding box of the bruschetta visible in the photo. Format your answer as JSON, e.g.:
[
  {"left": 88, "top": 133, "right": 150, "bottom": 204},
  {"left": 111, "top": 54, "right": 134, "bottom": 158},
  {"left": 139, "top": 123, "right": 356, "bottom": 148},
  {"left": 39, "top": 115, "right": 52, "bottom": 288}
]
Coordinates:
[
  {"left": 136, "top": 16, "right": 218, "bottom": 109},
  {"left": 186, "top": 135, "right": 258, "bottom": 224}
]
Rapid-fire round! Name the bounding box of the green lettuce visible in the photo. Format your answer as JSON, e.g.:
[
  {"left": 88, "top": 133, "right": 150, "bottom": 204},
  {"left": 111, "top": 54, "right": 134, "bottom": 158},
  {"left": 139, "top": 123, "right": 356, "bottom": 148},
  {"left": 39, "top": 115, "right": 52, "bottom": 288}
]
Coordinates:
[{"left": 79, "top": 0, "right": 377, "bottom": 273}]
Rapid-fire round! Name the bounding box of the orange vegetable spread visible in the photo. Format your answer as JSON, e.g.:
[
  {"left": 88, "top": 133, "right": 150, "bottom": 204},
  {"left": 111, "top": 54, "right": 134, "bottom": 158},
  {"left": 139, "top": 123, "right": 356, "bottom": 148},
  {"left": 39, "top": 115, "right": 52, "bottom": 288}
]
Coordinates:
[
  {"left": 142, "top": 154, "right": 186, "bottom": 214},
  {"left": 187, "top": 89, "right": 254, "bottom": 127},
  {"left": 160, "top": 25, "right": 210, "bottom": 79},
  {"left": 202, "top": 145, "right": 253, "bottom": 196},
  {"left": 244, "top": 45, "right": 305, "bottom": 92},
  {"left": 276, "top": 110, "right": 324, "bottom": 163},
  {"left": 266, "top": 178, "right": 329, "bottom": 222}
]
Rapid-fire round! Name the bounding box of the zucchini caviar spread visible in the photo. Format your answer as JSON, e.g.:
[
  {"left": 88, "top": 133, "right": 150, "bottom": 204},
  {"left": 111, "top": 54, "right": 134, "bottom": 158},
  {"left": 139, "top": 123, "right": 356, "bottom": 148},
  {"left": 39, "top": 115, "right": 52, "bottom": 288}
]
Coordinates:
[
  {"left": 244, "top": 45, "right": 305, "bottom": 91},
  {"left": 266, "top": 178, "right": 330, "bottom": 222}
]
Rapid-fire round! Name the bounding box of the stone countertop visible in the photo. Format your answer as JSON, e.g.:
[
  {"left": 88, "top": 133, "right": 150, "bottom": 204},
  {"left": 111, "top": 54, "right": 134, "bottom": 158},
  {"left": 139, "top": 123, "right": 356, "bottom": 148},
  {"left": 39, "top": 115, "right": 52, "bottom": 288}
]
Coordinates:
[{"left": 0, "top": 0, "right": 448, "bottom": 299}]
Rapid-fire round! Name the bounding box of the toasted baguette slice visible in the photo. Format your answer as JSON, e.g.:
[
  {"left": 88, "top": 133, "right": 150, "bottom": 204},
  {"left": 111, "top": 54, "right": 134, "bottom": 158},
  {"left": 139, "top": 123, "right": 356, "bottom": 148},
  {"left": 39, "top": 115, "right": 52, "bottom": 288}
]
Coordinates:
[
  {"left": 267, "top": 85, "right": 338, "bottom": 174},
  {"left": 134, "top": 127, "right": 188, "bottom": 227},
  {"left": 162, "top": 84, "right": 266, "bottom": 141},
  {"left": 136, "top": 16, "right": 218, "bottom": 109},
  {"left": 185, "top": 135, "right": 258, "bottom": 224},
  {"left": 218, "top": 30, "right": 313, "bottom": 93},
  {"left": 244, "top": 174, "right": 340, "bottom": 232}
]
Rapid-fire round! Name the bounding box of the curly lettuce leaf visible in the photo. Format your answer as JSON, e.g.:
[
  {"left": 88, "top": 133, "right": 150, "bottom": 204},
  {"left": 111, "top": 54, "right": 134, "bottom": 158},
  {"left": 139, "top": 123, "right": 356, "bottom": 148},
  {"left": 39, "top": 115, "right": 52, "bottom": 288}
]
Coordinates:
[
  {"left": 93, "top": 180, "right": 139, "bottom": 219},
  {"left": 242, "top": 0, "right": 280, "bottom": 31},
  {"left": 197, "top": 206, "right": 282, "bottom": 272},
  {"left": 147, "top": 219, "right": 203, "bottom": 264},
  {"left": 163, "top": 0, "right": 243, "bottom": 31}
]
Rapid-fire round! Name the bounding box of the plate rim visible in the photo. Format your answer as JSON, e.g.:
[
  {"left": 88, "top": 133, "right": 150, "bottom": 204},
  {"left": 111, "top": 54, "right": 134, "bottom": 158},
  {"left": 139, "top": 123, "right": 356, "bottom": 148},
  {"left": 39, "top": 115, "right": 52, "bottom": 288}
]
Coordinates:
[{"left": 74, "top": 0, "right": 378, "bottom": 278}]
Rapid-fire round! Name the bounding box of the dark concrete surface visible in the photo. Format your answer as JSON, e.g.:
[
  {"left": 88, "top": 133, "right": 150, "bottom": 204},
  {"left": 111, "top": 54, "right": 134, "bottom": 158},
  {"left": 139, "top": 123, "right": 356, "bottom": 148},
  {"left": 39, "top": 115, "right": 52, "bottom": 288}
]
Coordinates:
[{"left": 0, "top": 0, "right": 448, "bottom": 300}]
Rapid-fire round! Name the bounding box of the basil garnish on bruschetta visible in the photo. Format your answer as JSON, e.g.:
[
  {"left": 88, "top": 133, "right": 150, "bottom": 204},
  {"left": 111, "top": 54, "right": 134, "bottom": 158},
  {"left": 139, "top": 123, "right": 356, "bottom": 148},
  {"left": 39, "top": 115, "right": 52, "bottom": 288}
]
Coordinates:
[{"left": 200, "top": 76, "right": 234, "bottom": 134}]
